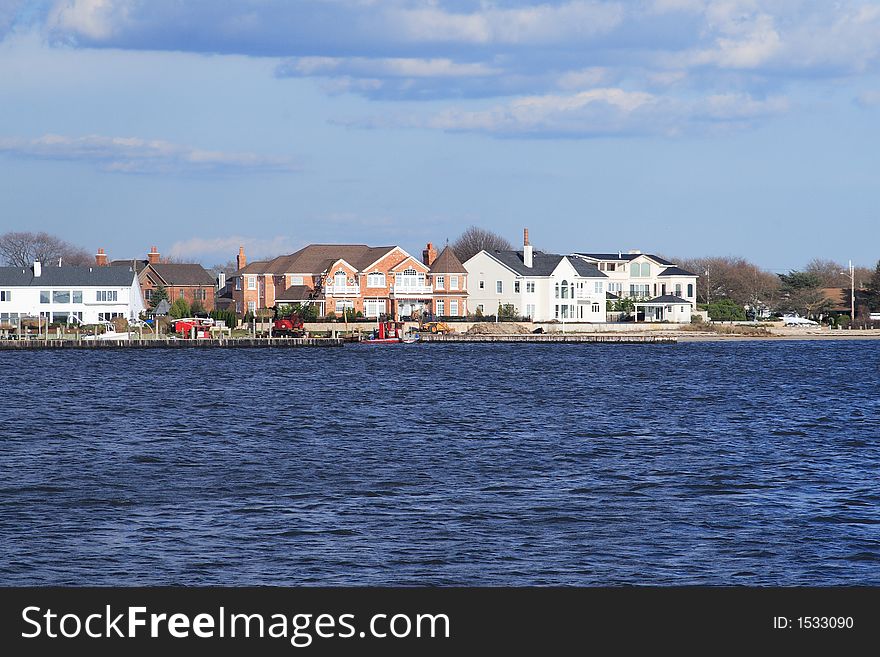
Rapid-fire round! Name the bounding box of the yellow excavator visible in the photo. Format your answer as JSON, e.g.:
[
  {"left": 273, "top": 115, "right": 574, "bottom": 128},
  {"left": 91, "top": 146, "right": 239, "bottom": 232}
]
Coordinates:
[{"left": 420, "top": 320, "right": 455, "bottom": 334}]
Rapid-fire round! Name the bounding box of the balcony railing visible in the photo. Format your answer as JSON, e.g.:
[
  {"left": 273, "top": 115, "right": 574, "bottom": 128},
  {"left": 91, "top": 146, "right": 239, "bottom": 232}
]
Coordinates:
[
  {"left": 390, "top": 284, "right": 433, "bottom": 297},
  {"left": 323, "top": 284, "right": 360, "bottom": 295}
]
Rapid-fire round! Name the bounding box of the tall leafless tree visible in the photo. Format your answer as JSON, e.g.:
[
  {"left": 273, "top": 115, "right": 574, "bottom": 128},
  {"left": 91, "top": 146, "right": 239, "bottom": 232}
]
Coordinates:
[
  {"left": 0, "top": 231, "right": 92, "bottom": 267},
  {"left": 451, "top": 226, "right": 513, "bottom": 263}
]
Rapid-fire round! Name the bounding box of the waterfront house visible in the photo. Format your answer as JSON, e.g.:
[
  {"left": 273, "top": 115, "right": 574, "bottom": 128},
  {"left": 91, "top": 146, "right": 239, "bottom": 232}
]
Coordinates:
[
  {"left": 0, "top": 261, "right": 145, "bottom": 326},
  {"left": 570, "top": 251, "right": 698, "bottom": 308},
  {"left": 230, "top": 244, "right": 432, "bottom": 319},
  {"left": 463, "top": 229, "right": 607, "bottom": 322},
  {"left": 423, "top": 243, "right": 468, "bottom": 318},
  {"left": 106, "top": 246, "right": 215, "bottom": 312}
]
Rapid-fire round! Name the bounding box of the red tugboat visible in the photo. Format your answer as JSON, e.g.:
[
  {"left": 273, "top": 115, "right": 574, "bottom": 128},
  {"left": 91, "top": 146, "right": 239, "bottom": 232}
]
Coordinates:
[{"left": 363, "top": 318, "right": 418, "bottom": 344}]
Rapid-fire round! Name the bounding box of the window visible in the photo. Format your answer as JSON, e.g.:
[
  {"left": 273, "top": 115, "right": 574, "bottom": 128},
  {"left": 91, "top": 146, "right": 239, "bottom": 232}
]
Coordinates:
[
  {"left": 436, "top": 299, "right": 445, "bottom": 315},
  {"left": 247, "top": 276, "right": 256, "bottom": 290},
  {"left": 450, "top": 299, "right": 458, "bottom": 315},
  {"left": 525, "top": 304, "right": 535, "bottom": 319},
  {"left": 560, "top": 280, "right": 569, "bottom": 299},
  {"left": 0, "top": 290, "right": 10, "bottom": 302},
  {"left": 40, "top": 291, "right": 50, "bottom": 303},
  {"left": 53, "top": 290, "right": 70, "bottom": 304},
  {"left": 291, "top": 276, "right": 304, "bottom": 286},
  {"left": 394, "top": 269, "right": 424, "bottom": 289},
  {"left": 514, "top": 280, "right": 520, "bottom": 293},
  {"left": 247, "top": 301, "right": 256, "bottom": 313},
  {"left": 97, "top": 290, "right": 118, "bottom": 302},
  {"left": 477, "top": 304, "right": 484, "bottom": 313},
  {"left": 236, "top": 301, "right": 242, "bottom": 313},
  {"left": 687, "top": 284, "right": 694, "bottom": 297},
  {"left": 592, "top": 303, "right": 600, "bottom": 313},
  {"left": 479, "top": 280, "right": 484, "bottom": 289},
  {"left": 98, "top": 312, "right": 123, "bottom": 321},
  {"left": 194, "top": 288, "right": 207, "bottom": 301},
  {"left": 630, "top": 263, "right": 640, "bottom": 277},
  {"left": 450, "top": 275, "right": 459, "bottom": 290},
  {"left": 366, "top": 272, "right": 385, "bottom": 288},
  {"left": 555, "top": 305, "right": 559, "bottom": 318},
  {"left": 179, "top": 289, "right": 185, "bottom": 299},
  {"left": 364, "top": 299, "right": 384, "bottom": 317},
  {"left": 496, "top": 280, "right": 503, "bottom": 294},
  {"left": 608, "top": 282, "right": 622, "bottom": 294},
  {"left": 606, "top": 263, "right": 616, "bottom": 272},
  {"left": 594, "top": 282, "right": 603, "bottom": 293},
  {"left": 554, "top": 283, "right": 559, "bottom": 298},
  {"left": 335, "top": 299, "right": 354, "bottom": 311},
  {"left": 235, "top": 278, "right": 242, "bottom": 291},
  {"left": 643, "top": 263, "right": 651, "bottom": 277},
  {"left": 526, "top": 281, "right": 535, "bottom": 293},
  {"left": 435, "top": 275, "right": 445, "bottom": 289},
  {"left": 675, "top": 284, "right": 682, "bottom": 297},
  {"left": 144, "top": 289, "right": 153, "bottom": 301}
]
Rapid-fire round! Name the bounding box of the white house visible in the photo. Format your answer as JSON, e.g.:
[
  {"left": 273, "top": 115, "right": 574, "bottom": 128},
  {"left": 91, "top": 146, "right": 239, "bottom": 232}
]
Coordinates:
[
  {"left": 571, "top": 250, "right": 698, "bottom": 322},
  {"left": 0, "top": 261, "right": 145, "bottom": 326},
  {"left": 463, "top": 229, "right": 607, "bottom": 322}
]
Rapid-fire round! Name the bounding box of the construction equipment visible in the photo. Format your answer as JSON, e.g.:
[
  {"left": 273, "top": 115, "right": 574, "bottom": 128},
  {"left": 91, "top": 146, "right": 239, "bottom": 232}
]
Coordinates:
[
  {"left": 420, "top": 320, "right": 454, "bottom": 334},
  {"left": 273, "top": 312, "right": 305, "bottom": 337}
]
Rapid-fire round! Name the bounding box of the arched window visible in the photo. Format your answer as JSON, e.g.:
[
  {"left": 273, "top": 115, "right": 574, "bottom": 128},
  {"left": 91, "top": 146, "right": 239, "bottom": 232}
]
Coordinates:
[
  {"left": 561, "top": 280, "right": 569, "bottom": 299},
  {"left": 687, "top": 283, "right": 694, "bottom": 297},
  {"left": 642, "top": 263, "right": 650, "bottom": 277},
  {"left": 630, "top": 263, "right": 641, "bottom": 278}
]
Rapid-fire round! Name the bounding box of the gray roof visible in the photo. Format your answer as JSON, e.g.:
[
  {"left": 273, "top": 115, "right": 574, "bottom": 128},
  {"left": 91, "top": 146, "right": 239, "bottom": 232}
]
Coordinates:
[
  {"left": 577, "top": 252, "right": 676, "bottom": 266},
  {"left": 487, "top": 250, "right": 606, "bottom": 278},
  {"left": 0, "top": 264, "right": 137, "bottom": 287},
  {"left": 276, "top": 285, "right": 314, "bottom": 302},
  {"left": 606, "top": 291, "right": 620, "bottom": 300},
  {"left": 569, "top": 259, "right": 607, "bottom": 278},
  {"left": 657, "top": 265, "right": 697, "bottom": 277},
  {"left": 152, "top": 299, "right": 171, "bottom": 315},
  {"left": 639, "top": 294, "right": 691, "bottom": 304}
]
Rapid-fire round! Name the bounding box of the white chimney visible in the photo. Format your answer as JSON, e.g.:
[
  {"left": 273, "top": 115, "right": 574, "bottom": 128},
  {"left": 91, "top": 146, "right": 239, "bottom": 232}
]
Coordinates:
[
  {"left": 33, "top": 261, "right": 41, "bottom": 277},
  {"left": 523, "top": 228, "right": 533, "bottom": 268}
]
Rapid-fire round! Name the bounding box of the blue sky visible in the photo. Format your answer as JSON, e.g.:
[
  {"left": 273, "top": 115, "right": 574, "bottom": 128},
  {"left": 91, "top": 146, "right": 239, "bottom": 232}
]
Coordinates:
[{"left": 1, "top": 1, "right": 879, "bottom": 270}]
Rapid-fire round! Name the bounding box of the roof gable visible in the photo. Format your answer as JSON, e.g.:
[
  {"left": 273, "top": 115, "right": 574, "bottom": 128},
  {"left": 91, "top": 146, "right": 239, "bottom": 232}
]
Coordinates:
[{"left": 429, "top": 246, "right": 467, "bottom": 274}]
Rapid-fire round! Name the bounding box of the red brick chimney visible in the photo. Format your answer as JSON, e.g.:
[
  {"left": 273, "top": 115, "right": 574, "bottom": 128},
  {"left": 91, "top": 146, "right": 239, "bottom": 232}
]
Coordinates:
[
  {"left": 237, "top": 246, "right": 246, "bottom": 271},
  {"left": 422, "top": 242, "right": 438, "bottom": 267},
  {"left": 147, "top": 246, "right": 160, "bottom": 264},
  {"left": 95, "top": 248, "right": 108, "bottom": 267},
  {"left": 523, "top": 228, "right": 533, "bottom": 268}
]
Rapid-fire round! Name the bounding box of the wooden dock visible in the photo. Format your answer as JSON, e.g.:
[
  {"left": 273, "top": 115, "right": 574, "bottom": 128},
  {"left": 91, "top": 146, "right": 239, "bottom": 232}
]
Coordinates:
[
  {"left": 418, "top": 334, "right": 677, "bottom": 344},
  {"left": 0, "top": 337, "right": 344, "bottom": 350}
]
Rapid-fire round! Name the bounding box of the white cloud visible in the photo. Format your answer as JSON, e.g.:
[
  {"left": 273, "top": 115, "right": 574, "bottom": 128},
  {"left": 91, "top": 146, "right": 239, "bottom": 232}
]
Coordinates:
[
  {"left": 854, "top": 89, "right": 880, "bottom": 107},
  {"left": 389, "top": 88, "right": 789, "bottom": 137},
  {"left": 279, "top": 56, "right": 499, "bottom": 78},
  {"left": 47, "top": 0, "right": 132, "bottom": 41},
  {"left": 391, "top": 1, "right": 625, "bottom": 45},
  {"left": 0, "top": 133, "right": 298, "bottom": 174}
]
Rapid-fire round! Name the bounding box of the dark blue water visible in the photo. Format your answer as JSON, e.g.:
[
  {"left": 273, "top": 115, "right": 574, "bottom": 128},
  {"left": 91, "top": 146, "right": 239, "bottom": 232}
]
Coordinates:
[{"left": 1, "top": 341, "right": 879, "bottom": 585}]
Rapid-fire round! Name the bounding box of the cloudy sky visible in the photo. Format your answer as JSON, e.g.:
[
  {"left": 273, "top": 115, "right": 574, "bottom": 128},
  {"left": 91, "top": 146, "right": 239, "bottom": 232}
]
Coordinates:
[{"left": 1, "top": 1, "right": 879, "bottom": 269}]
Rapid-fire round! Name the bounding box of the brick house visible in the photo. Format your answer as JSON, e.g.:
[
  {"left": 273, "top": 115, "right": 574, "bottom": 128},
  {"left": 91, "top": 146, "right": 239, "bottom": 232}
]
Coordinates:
[
  {"left": 423, "top": 243, "right": 468, "bottom": 317},
  {"left": 107, "top": 246, "right": 215, "bottom": 312},
  {"left": 229, "top": 244, "right": 432, "bottom": 319}
]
